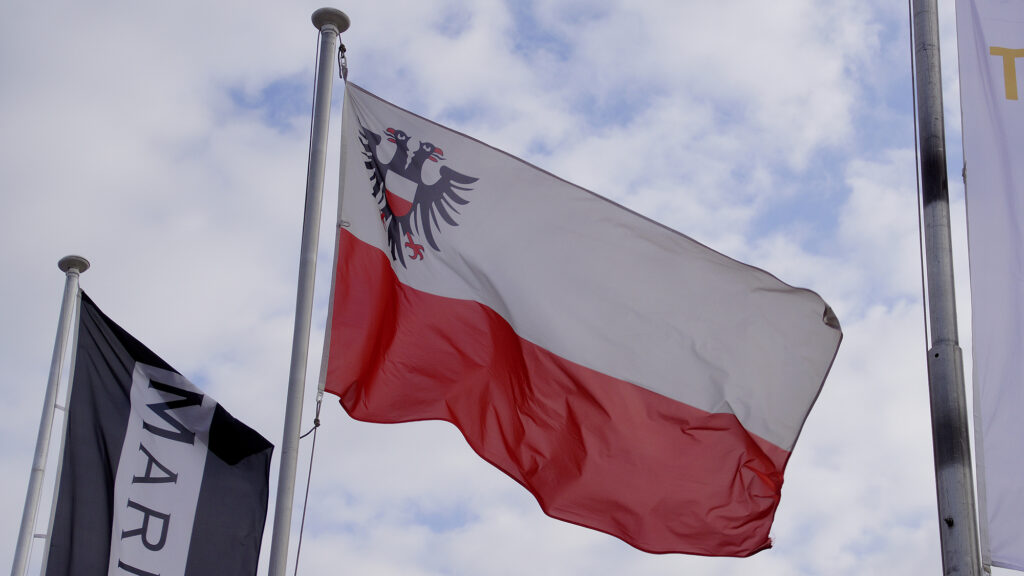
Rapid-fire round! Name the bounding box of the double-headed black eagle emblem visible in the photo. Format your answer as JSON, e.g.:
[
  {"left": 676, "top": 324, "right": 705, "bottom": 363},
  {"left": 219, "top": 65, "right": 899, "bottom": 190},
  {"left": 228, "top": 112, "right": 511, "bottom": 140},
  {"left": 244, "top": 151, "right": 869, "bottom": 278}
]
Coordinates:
[{"left": 358, "top": 123, "right": 478, "bottom": 267}]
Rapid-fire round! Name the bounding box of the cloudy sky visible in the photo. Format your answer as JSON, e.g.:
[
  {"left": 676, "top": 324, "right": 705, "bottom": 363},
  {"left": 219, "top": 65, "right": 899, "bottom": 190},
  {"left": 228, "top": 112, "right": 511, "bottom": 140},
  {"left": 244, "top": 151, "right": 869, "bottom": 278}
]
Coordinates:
[{"left": 0, "top": 0, "right": 1005, "bottom": 574}]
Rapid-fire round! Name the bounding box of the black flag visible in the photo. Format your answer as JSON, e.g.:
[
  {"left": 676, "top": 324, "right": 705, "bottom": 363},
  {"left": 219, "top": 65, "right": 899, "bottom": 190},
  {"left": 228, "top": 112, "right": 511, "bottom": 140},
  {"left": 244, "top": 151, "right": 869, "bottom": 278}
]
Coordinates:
[{"left": 46, "top": 292, "right": 272, "bottom": 576}]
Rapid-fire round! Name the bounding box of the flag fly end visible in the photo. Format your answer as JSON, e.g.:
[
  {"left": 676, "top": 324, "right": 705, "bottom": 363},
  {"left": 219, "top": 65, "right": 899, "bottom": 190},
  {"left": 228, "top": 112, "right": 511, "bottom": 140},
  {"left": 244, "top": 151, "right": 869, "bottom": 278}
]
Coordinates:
[{"left": 824, "top": 305, "right": 840, "bottom": 330}]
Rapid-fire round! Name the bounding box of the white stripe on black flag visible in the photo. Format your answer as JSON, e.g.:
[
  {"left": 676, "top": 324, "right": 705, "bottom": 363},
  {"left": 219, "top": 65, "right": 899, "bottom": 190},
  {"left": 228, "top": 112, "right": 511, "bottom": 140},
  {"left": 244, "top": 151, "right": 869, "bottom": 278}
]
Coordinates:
[{"left": 45, "top": 292, "right": 273, "bottom": 576}]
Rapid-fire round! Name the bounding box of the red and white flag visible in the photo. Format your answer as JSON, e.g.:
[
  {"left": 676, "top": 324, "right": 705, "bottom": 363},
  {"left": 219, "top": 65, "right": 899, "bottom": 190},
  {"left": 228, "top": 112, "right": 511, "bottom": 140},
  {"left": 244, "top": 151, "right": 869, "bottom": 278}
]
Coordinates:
[
  {"left": 321, "top": 83, "right": 842, "bottom": 557},
  {"left": 956, "top": 0, "right": 1024, "bottom": 570}
]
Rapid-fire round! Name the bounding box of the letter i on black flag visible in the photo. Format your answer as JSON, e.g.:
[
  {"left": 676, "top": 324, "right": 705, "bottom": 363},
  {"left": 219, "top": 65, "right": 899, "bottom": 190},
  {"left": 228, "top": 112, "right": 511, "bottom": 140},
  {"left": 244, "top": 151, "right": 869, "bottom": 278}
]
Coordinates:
[{"left": 46, "top": 293, "right": 273, "bottom": 576}]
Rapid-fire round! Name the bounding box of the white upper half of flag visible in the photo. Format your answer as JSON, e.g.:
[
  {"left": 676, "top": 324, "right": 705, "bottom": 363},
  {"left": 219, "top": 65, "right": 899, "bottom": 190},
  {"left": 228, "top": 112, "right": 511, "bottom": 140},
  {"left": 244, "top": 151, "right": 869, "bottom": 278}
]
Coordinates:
[
  {"left": 957, "top": 0, "right": 1024, "bottom": 570},
  {"left": 337, "top": 83, "right": 841, "bottom": 453}
]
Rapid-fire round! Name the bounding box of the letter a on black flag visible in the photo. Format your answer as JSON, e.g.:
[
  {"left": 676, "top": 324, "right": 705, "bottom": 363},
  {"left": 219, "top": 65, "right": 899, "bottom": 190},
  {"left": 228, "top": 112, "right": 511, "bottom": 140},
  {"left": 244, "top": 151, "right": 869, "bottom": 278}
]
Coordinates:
[{"left": 46, "top": 293, "right": 273, "bottom": 576}]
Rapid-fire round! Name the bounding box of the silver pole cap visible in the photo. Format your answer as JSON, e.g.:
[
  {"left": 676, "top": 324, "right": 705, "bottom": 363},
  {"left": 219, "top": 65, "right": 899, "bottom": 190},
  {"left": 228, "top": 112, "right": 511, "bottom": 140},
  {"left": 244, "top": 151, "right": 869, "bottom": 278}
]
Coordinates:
[
  {"left": 312, "top": 8, "right": 350, "bottom": 33},
  {"left": 58, "top": 255, "right": 90, "bottom": 274}
]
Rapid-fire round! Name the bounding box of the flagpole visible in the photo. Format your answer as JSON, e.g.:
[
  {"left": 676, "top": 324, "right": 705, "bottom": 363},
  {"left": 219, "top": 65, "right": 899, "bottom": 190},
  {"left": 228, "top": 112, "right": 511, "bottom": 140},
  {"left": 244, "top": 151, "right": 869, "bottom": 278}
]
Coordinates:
[
  {"left": 910, "top": 0, "right": 983, "bottom": 574},
  {"left": 11, "top": 255, "right": 89, "bottom": 576},
  {"left": 268, "top": 8, "right": 349, "bottom": 576},
  {"left": 38, "top": 281, "right": 85, "bottom": 576}
]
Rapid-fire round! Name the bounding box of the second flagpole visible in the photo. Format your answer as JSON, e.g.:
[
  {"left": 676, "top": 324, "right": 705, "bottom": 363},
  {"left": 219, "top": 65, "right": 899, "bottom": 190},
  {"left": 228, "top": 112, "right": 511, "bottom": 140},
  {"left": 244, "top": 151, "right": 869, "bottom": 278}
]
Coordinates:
[
  {"left": 11, "top": 256, "right": 89, "bottom": 576},
  {"left": 910, "top": 0, "right": 983, "bottom": 573},
  {"left": 268, "top": 8, "right": 350, "bottom": 576}
]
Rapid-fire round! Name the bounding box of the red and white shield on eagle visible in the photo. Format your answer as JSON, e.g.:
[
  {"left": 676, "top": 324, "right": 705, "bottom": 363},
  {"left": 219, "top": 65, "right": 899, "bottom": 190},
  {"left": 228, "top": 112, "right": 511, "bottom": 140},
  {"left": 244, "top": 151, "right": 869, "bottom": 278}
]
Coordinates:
[
  {"left": 357, "top": 124, "right": 478, "bottom": 267},
  {"left": 383, "top": 171, "right": 417, "bottom": 218}
]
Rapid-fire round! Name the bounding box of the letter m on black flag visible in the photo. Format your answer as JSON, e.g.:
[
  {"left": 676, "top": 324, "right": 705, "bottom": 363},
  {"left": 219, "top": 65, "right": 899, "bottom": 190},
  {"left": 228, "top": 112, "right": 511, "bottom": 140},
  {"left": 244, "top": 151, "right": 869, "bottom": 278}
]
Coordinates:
[
  {"left": 143, "top": 378, "right": 203, "bottom": 445},
  {"left": 45, "top": 292, "right": 273, "bottom": 576}
]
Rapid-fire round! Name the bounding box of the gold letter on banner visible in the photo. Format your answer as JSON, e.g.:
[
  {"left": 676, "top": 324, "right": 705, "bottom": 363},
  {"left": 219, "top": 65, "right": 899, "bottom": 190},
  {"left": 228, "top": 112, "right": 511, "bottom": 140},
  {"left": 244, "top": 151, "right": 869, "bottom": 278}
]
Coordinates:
[{"left": 990, "top": 47, "right": 1024, "bottom": 100}]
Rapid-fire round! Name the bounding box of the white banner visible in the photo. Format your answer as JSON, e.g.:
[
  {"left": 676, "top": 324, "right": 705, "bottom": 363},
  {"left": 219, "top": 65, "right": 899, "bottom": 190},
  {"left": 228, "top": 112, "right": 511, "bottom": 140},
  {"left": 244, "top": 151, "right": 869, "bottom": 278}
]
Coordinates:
[{"left": 956, "top": 0, "right": 1024, "bottom": 570}]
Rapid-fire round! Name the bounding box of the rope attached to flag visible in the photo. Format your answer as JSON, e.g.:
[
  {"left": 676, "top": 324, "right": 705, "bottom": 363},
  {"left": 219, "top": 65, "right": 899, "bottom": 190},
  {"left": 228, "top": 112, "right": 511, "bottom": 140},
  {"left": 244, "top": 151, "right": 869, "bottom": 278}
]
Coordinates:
[
  {"left": 293, "top": 392, "right": 323, "bottom": 576},
  {"left": 907, "top": 0, "right": 929, "bottom": 349}
]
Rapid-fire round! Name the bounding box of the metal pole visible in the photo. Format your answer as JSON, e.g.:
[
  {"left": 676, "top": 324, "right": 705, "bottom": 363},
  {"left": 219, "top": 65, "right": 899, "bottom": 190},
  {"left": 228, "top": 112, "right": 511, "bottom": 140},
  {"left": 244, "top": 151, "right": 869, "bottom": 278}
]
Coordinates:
[
  {"left": 38, "top": 279, "right": 86, "bottom": 576},
  {"left": 911, "top": 0, "right": 983, "bottom": 574},
  {"left": 268, "top": 9, "right": 349, "bottom": 576},
  {"left": 11, "top": 255, "right": 89, "bottom": 576}
]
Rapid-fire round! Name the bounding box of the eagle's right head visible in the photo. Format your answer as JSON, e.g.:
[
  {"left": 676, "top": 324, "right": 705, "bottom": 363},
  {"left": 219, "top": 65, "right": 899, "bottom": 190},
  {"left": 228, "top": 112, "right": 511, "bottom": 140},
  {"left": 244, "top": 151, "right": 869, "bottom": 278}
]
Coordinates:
[{"left": 386, "top": 127, "right": 410, "bottom": 149}]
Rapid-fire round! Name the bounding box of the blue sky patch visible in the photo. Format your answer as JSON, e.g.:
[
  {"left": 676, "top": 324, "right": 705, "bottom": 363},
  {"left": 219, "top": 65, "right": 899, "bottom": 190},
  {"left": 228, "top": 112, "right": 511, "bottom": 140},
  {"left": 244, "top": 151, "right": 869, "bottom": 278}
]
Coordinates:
[{"left": 230, "top": 76, "right": 311, "bottom": 133}]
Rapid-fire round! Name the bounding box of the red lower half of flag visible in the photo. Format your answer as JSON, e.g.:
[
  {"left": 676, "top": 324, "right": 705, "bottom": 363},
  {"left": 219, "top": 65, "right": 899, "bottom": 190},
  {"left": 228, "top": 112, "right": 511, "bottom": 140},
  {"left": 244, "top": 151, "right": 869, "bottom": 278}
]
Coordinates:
[{"left": 324, "top": 230, "right": 791, "bottom": 557}]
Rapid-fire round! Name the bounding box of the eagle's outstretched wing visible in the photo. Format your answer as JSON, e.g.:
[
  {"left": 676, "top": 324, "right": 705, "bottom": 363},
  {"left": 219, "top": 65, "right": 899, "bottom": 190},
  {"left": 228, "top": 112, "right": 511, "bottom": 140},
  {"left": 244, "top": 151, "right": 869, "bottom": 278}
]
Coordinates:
[
  {"left": 358, "top": 126, "right": 387, "bottom": 202},
  {"left": 359, "top": 125, "right": 409, "bottom": 264},
  {"left": 413, "top": 165, "right": 477, "bottom": 251}
]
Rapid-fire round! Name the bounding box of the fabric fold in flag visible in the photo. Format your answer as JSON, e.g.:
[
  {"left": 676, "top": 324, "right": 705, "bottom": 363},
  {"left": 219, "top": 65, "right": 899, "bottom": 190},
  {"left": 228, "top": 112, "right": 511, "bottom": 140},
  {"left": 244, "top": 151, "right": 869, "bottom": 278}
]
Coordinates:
[
  {"left": 46, "top": 292, "right": 273, "bottom": 576},
  {"left": 321, "top": 83, "right": 842, "bottom": 557},
  {"left": 956, "top": 0, "right": 1024, "bottom": 570}
]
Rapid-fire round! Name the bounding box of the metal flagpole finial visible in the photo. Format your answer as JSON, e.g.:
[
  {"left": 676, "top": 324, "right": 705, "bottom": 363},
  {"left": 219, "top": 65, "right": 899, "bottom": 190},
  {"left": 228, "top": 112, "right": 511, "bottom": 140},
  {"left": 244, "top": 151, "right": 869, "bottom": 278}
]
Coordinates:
[
  {"left": 57, "top": 255, "right": 90, "bottom": 274},
  {"left": 312, "top": 8, "right": 350, "bottom": 33}
]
